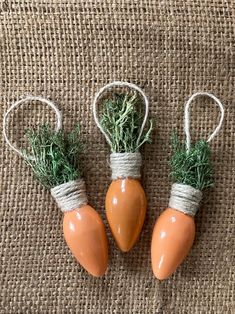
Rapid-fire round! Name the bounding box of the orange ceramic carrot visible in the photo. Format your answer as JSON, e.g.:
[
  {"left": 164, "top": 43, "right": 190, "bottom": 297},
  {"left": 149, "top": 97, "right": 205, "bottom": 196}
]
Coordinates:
[
  {"left": 151, "top": 92, "right": 225, "bottom": 280},
  {"left": 3, "top": 96, "right": 108, "bottom": 277},
  {"left": 93, "top": 82, "right": 153, "bottom": 252}
]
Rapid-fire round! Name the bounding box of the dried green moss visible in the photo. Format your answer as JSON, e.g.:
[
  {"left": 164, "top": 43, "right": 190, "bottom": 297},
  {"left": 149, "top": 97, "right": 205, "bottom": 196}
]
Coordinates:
[
  {"left": 99, "top": 93, "right": 153, "bottom": 153},
  {"left": 170, "top": 134, "right": 214, "bottom": 190},
  {"left": 23, "top": 125, "right": 82, "bottom": 189}
]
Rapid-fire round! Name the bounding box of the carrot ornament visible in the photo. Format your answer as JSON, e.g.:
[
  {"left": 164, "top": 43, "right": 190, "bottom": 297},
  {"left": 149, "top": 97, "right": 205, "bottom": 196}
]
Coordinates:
[
  {"left": 3, "top": 96, "right": 108, "bottom": 277},
  {"left": 151, "top": 92, "right": 225, "bottom": 280},
  {"left": 93, "top": 82, "right": 153, "bottom": 252}
]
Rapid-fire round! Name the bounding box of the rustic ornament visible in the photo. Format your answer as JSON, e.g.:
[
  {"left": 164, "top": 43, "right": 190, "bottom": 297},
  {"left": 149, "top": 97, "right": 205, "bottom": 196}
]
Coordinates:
[
  {"left": 3, "top": 96, "right": 109, "bottom": 277},
  {"left": 93, "top": 81, "right": 153, "bottom": 252},
  {"left": 151, "top": 92, "right": 225, "bottom": 280}
]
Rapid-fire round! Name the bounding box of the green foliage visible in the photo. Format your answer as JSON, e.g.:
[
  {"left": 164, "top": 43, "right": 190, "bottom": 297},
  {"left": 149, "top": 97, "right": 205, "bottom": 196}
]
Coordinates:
[
  {"left": 23, "top": 125, "right": 82, "bottom": 189},
  {"left": 100, "top": 93, "right": 153, "bottom": 153},
  {"left": 170, "top": 133, "right": 214, "bottom": 190}
]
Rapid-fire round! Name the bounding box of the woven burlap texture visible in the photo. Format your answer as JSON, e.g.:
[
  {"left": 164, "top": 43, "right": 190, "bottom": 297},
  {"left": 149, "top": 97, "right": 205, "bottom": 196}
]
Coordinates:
[{"left": 0, "top": 1, "right": 234, "bottom": 313}]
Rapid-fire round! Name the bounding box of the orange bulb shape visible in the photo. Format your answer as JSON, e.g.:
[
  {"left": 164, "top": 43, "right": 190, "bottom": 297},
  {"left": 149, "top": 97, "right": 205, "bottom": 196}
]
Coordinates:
[
  {"left": 106, "top": 178, "right": 147, "bottom": 252},
  {"left": 151, "top": 208, "right": 195, "bottom": 280},
  {"left": 63, "top": 205, "right": 108, "bottom": 277}
]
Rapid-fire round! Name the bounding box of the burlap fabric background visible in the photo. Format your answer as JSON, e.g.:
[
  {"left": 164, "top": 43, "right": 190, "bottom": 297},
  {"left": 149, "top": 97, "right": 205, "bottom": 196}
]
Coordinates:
[{"left": 0, "top": 1, "right": 234, "bottom": 313}]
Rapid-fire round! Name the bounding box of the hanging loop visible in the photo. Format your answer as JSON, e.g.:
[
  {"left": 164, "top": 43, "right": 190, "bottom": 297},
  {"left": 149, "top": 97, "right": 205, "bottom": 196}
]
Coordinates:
[
  {"left": 3, "top": 95, "right": 62, "bottom": 159},
  {"left": 92, "top": 81, "right": 149, "bottom": 147},
  {"left": 184, "top": 92, "right": 225, "bottom": 151}
]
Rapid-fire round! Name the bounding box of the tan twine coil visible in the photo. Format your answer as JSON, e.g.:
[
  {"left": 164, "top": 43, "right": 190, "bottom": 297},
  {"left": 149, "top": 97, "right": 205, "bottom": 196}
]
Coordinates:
[
  {"left": 110, "top": 152, "right": 142, "bottom": 180},
  {"left": 3, "top": 96, "right": 87, "bottom": 212},
  {"left": 92, "top": 81, "right": 149, "bottom": 179},
  {"left": 169, "top": 92, "right": 225, "bottom": 215},
  {"left": 169, "top": 183, "right": 203, "bottom": 216},
  {"left": 51, "top": 179, "right": 88, "bottom": 212}
]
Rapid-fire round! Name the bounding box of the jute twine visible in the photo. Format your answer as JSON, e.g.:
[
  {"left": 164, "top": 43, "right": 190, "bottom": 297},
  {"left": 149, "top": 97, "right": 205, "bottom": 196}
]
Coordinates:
[
  {"left": 3, "top": 95, "right": 62, "bottom": 160},
  {"left": 110, "top": 152, "right": 142, "bottom": 180},
  {"left": 51, "top": 179, "right": 88, "bottom": 212}
]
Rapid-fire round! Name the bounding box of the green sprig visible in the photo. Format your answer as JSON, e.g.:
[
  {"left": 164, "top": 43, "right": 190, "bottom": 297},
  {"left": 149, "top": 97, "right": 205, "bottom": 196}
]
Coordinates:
[
  {"left": 170, "top": 133, "right": 214, "bottom": 190},
  {"left": 99, "top": 93, "right": 153, "bottom": 153},
  {"left": 23, "top": 125, "right": 82, "bottom": 189}
]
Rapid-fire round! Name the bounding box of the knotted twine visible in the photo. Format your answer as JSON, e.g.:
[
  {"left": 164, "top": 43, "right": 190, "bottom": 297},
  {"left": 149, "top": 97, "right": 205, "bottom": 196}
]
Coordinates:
[
  {"left": 3, "top": 96, "right": 87, "bottom": 212},
  {"left": 169, "top": 92, "right": 225, "bottom": 216},
  {"left": 92, "top": 81, "right": 149, "bottom": 179}
]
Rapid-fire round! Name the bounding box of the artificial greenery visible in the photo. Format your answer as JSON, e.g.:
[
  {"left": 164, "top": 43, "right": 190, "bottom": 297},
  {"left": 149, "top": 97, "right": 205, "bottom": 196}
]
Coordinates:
[
  {"left": 23, "top": 125, "right": 82, "bottom": 189},
  {"left": 100, "top": 93, "right": 153, "bottom": 153},
  {"left": 170, "top": 134, "right": 214, "bottom": 190}
]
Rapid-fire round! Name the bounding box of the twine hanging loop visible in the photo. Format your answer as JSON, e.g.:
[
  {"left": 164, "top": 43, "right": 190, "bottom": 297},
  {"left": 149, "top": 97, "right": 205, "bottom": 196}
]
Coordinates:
[
  {"left": 184, "top": 92, "right": 225, "bottom": 152},
  {"left": 3, "top": 95, "right": 62, "bottom": 160}
]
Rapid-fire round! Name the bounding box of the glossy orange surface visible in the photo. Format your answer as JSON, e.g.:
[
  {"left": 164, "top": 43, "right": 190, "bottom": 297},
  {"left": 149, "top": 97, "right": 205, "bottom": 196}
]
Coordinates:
[
  {"left": 151, "top": 208, "right": 195, "bottom": 280},
  {"left": 106, "top": 178, "right": 147, "bottom": 252},
  {"left": 63, "top": 205, "right": 108, "bottom": 277}
]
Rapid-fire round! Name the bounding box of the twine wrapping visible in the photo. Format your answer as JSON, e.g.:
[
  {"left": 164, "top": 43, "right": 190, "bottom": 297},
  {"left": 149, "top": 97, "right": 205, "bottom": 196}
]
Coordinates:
[
  {"left": 51, "top": 179, "right": 88, "bottom": 212},
  {"left": 169, "top": 183, "right": 203, "bottom": 216},
  {"left": 110, "top": 152, "right": 142, "bottom": 180}
]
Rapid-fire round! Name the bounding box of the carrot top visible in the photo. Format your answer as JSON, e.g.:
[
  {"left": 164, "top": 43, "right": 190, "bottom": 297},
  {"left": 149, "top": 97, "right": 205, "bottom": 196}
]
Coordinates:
[
  {"left": 99, "top": 93, "right": 153, "bottom": 153},
  {"left": 23, "top": 125, "right": 82, "bottom": 189},
  {"left": 170, "top": 134, "right": 214, "bottom": 190}
]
